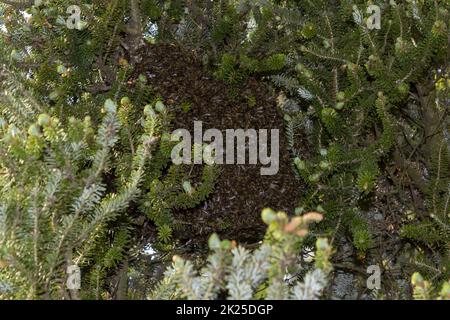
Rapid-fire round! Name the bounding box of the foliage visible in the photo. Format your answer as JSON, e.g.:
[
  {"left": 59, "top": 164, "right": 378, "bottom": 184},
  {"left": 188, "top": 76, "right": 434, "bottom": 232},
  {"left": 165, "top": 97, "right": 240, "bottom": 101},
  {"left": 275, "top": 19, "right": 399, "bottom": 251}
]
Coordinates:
[
  {"left": 0, "top": 0, "right": 448, "bottom": 300},
  {"left": 0, "top": 99, "right": 159, "bottom": 299},
  {"left": 151, "top": 209, "right": 332, "bottom": 300},
  {"left": 171, "top": 0, "right": 450, "bottom": 294},
  {"left": 270, "top": 0, "right": 450, "bottom": 256},
  {"left": 225, "top": 0, "right": 450, "bottom": 291},
  {"left": 411, "top": 272, "right": 450, "bottom": 300}
]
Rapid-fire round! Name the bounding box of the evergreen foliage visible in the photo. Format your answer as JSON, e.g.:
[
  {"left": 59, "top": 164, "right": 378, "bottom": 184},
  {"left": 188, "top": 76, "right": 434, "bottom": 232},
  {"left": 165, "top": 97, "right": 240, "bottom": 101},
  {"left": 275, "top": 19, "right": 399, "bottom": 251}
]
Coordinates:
[
  {"left": 151, "top": 209, "right": 332, "bottom": 300},
  {"left": 0, "top": 99, "right": 159, "bottom": 298},
  {"left": 0, "top": 0, "right": 448, "bottom": 300}
]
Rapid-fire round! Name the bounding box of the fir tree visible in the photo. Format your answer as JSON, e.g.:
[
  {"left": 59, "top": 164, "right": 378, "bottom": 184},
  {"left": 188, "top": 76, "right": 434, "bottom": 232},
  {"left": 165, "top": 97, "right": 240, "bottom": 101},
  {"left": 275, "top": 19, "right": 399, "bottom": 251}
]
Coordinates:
[
  {"left": 151, "top": 209, "right": 332, "bottom": 300},
  {"left": 0, "top": 0, "right": 449, "bottom": 300}
]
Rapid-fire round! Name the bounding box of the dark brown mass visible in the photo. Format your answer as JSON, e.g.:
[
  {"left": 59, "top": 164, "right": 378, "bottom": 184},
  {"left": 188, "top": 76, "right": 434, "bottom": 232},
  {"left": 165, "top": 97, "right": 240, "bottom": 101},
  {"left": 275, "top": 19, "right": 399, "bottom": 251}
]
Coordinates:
[{"left": 135, "top": 43, "right": 304, "bottom": 244}]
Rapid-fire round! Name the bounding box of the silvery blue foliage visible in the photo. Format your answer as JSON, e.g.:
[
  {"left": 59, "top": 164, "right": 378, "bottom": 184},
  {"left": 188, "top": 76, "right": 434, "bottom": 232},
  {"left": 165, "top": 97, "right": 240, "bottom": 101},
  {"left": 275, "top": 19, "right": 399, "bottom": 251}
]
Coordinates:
[
  {"left": 0, "top": 281, "right": 12, "bottom": 294},
  {"left": 226, "top": 245, "right": 272, "bottom": 300},
  {"left": 71, "top": 183, "right": 106, "bottom": 215},
  {"left": 291, "top": 269, "right": 328, "bottom": 300},
  {"left": 352, "top": 6, "right": 363, "bottom": 25},
  {"left": 153, "top": 239, "right": 332, "bottom": 300},
  {"left": 279, "top": 97, "right": 300, "bottom": 114},
  {"left": 197, "top": 248, "right": 230, "bottom": 299},
  {"left": 272, "top": 74, "right": 300, "bottom": 95},
  {"left": 266, "top": 280, "right": 290, "bottom": 300},
  {"left": 297, "top": 87, "right": 314, "bottom": 100},
  {"left": 331, "top": 272, "right": 357, "bottom": 300}
]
